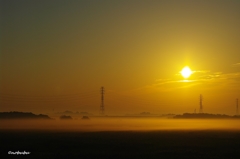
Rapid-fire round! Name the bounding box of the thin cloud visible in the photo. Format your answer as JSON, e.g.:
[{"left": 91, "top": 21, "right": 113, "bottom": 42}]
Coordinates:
[
  {"left": 128, "top": 71, "right": 240, "bottom": 94},
  {"left": 156, "top": 71, "right": 240, "bottom": 89},
  {"left": 175, "top": 70, "right": 210, "bottom": 76},
  {"left": 192, "top": 70, "right": 211, "bottom": 73},
  {"left": 232, "top": 63, "right": 240, "bottom": 67},
  {"left": 219, "top": 72, "right": 240, "bottom": 81}
]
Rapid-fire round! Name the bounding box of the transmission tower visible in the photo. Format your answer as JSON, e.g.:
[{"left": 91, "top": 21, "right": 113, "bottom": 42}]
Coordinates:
[
  {"left": 199, "top": 94, "right": 203, "bottom": 113},
  {"left": 236, "top": 98, "right": 239, "bottom": 116},
  {"left": 100, "top": 86, "right": 104, "bottom": 115}
]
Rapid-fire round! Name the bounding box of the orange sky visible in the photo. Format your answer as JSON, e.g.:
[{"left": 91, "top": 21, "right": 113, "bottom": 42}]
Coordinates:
[{"left": 1, "top": 0, "right": 240, "bottom": 115}]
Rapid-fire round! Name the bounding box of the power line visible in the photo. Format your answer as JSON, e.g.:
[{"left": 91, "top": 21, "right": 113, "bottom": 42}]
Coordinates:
[
  {"left": 0, "top": 91, "right": 99, "bottom": 102},
  {"left": 0, "top": 90, "right": 98, "bottom": 98}
]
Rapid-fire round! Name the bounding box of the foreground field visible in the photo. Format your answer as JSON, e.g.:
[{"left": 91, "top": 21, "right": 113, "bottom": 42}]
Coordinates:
[{"left": 1, "top": 129, "right": 240, "bottom": 159}]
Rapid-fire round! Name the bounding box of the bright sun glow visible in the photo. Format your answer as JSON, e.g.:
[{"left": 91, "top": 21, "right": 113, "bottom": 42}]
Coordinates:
[{"left": 181, "top": 66, "right": 192, "bottom": 78}]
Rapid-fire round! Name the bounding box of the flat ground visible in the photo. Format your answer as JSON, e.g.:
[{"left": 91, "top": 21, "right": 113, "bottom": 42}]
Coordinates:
[{"left": 1, "top": 130, "right": 240, "bottom": 159}]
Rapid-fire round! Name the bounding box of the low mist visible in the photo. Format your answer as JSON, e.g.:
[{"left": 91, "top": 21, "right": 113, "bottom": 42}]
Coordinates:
[{"left": 1, "top": 118, "right": 240, "bottom": 132}]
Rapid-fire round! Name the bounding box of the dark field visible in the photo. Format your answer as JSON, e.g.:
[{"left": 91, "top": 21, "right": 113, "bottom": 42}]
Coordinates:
[{"left": 1, "top": 130, "right": 240, "bottom": 159}]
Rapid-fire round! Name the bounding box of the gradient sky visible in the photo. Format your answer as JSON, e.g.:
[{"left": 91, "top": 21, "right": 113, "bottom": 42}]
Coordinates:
[{"left": 1, "top": 0, "right": 240, "bottom": 115}]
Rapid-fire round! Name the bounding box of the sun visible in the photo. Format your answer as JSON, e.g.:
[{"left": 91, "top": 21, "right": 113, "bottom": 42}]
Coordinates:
[{"left": 180, "top": 66, "right": 192, "bottom": 78}]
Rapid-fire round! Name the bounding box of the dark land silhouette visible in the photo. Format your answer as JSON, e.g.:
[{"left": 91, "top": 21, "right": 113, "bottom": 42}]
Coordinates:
[
  {"left": 81, "top": 116, "right": 90, "bottom": 120},
  {"left": 1, "top": 111, "right": 240, "bottom": 158},
  {"left": 174, "top": 113, "right": 240, "bottom": 119},
  {"left": 59, "top": 115, "right": 72, "bottom": 120},
  {"left": 56, "top": 111, "right": 93, "bottom": 117},
  {"left": 124, "top": 112, "right": 171, "bottom": 117},
  {"left": 0, "top": 111, "right": 52, "bottom": 120},
  {"left": 1, "top": 130, "right": 240, "bottom": 159}
]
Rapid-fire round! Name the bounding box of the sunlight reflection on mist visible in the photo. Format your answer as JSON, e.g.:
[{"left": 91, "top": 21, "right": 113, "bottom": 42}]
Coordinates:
[{"left": 1, "top": 118, "right": 240, "bottom": 131}]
